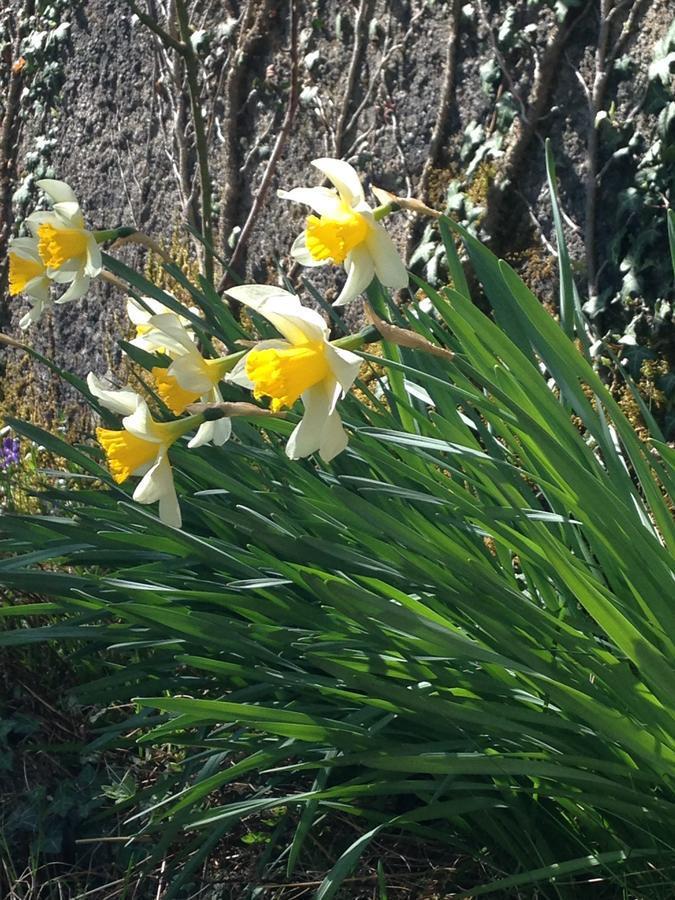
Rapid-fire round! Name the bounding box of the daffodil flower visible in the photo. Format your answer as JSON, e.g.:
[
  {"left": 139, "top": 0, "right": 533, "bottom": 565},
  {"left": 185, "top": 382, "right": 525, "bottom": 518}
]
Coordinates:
[
  {"left": 88, "top": 373, "right": 202, "bottom": 527},
  {"left": 130, "top": 312, "right": 233, "bottom": 449},
  {"left": 278, "top": 158, "right": 408, "bottom": 306},
  {"left": 127, "top": 296, "right": 196, "bottom": 353},
  {"left": 7, "top": 236, "right": 53, "bottom": 329},
  {"left": 224, "top": 285, "right": 362, "bottom": 461},
  {"left": 26, "top": 179, "right": 101, "bottom": 303}
]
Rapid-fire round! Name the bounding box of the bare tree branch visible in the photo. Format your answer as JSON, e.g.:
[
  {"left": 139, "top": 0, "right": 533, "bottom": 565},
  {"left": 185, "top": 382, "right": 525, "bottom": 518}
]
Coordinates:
[
  {"left": 219, "top": 0, "right": 299, "bottom": 290},
  {"left": 218, "top": 0, "right": 273, "bottom": 255},
  {"left": 418, "top": 0, "right": 462, "bottom": 202},
  {"left": 127, "top": 0, "right": 184, "bottom": 53},
  {"left": 334, "top": 0, "right": 376, "bottom": 156}
]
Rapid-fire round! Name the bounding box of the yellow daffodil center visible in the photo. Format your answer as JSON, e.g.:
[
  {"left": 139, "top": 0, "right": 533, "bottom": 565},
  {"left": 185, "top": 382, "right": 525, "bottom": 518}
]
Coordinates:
[
  {"left": 152, "top": 367, "right": 201, "bottom": 415},
  {"left": 37, "top": 223, "right": 88, "bottom": 269},
  {"left": 8, "top": 253, "right": 44, "bottom": 295},
  {"left": 305, "top": 204, "right": 368, "bottom": 264},
  {"left": 96, "top": 427, "right": 159, "bottom": 484},
  {"left": 245, "top": 342, "right": 330, "bottom": 412}
]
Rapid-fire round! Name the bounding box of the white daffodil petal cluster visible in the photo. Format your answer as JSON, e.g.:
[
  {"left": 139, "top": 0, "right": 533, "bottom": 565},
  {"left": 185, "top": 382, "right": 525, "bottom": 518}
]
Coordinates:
[
  {"left": 225, "top": 284, "right": 362, "bottom": 462},
  {"left": 87, "top": 373, "right": 186, "bottom": 528},
  {"left": 7, "top": 157, "right": 409, "bottom": 522},
  {"left": 126, "top": 300, "right": 233, "bottom": 449},
  {"left": 9, "top": 179, "right": 101, "bottom": 327},
  {"left": 86, "top": 299, "right": 238, "bottom": 525},
  {"left": 7, "top": 236, "right": 53, "bottom": 329},
  {"left": 127, "top": 296, "right": 197, "bottom": 352},
  {"left": 279, "top": 158, "right": 408, "bottom": 306}
]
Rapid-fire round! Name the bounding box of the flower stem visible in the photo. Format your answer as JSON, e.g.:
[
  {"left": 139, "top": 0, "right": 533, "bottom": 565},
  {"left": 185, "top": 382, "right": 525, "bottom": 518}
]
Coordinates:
[
  {"left": 94, "top": 227, "right": 138, "bottom": 244},
  {"left": 333, "top": 324, "right": 380, "bottom": 350},
  {"left": 373, "top": 203, "right": 396, "bottom": 221}
]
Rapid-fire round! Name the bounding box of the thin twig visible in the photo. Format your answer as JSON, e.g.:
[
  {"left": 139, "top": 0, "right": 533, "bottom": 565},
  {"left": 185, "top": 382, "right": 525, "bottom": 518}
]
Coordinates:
[
  {"left": 418, "top": 0, "right": 462, "bottom": 201},
  {"left": 112, "top": 231, "right": 173, "bottom": 264},
  {"left": 127, "top": 0, "right": 183, "bottom": 52},
  {"left": 0, "top": 2, "right": 34, "bottom": 304},
  {"left": 218, "top": 0, "right": 273, "bottom": 255},
  {"left": 334, "top": 0, "right": 376, "bottom": 156},
  {"left": 343, "top": 35, "right": 400, "bottom": 138},
  {"left": 175, "top": 0, "right": 215, "bottom": 284},
  {"left": 515, "top": 190, "right": 557, "bottom": 257},
  {"left": 219, "top": 0, "right": 299, "bottom": 290},
  {"left": 405, "top": 0, "right": 462, "bottom": 258}
]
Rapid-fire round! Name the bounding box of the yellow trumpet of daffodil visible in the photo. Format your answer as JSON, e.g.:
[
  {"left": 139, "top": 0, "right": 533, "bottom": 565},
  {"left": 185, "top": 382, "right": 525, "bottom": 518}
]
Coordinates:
[
  {"left": 278, "top": 158, "right": 408, "bottom": 306},
  {"left": 26, "top": 179, "right": 102, "bottom": 303},
  {"left": 88, "top": 373, "right": 204, "bottom": 527},
  {"left": 7, "top": 236, "right": 52, "bottom": 328},
  {"left": 224, "top": 284, "right": 362, "bottom": 461}
]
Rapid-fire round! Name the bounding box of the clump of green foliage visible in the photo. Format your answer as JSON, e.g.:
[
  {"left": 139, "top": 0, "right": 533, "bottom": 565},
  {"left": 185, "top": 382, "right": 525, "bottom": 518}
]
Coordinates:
[{"left": 1, "top": 156, "right": 674, "bottom": 899}]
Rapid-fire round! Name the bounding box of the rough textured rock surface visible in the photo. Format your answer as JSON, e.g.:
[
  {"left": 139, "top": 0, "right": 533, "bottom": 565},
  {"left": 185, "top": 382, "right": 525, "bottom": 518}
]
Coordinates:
[{"left": 1, "top": 0, "right": 673, "bottom": 430}]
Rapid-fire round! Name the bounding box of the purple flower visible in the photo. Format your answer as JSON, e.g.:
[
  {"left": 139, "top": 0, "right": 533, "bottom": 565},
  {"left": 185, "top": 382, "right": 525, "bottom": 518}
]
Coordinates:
[{"left": 0, "top": 435, "right": 20, "bottom": 470}]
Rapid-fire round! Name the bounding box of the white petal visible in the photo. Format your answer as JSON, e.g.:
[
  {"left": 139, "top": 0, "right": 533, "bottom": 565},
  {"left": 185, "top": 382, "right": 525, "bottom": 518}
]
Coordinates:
[
  {"left": 319, "top": 411, "right": 349, "bottom": 462},
  {"left": 325, "top": 344, "right": 362, "bottom": 395},
  {"left": 56, "top": 273, "right": 90, "bottom": 303},
  {"left": 127, "top": 297, "right": 149, "bottom": 325},
  {"left": 123, "top": 398, "right": 163, "bottom": 442},
  {"left": 290, "top": 231, "right": 327, "bottom": 267},
  {"left": 169, "top": 351, "right": 213, "bottom": 394},
  {"left": 334, "top": 244, "right": 374, "bottom": 306},
  {"left": 133, "top": 450, "right": 181, "bottom": 528},
  {"left": 261, "top": 297, "right": 328, "bottom": 344},
  {"left": 37, "top": 179, "right": 78, "bottom": 205},
  {"left": 24, "top": 276, "right": 51, "bottom": 302},
  {"left": 133, "top": 453, "right": 163, "bottom": 502},
  {"left": 159, "top": 489, "right": 182, "bottom": 528},
  {"left": 365, "top": 223, "right": 408, "bottom": 289},
  {"left": 187, "top": 421, "right": 213, "bottom": 449},
  {"left": 227, "top": 352, "right": 254, "bottom": 389},
  {"left": 49, "top": 269, "right": 78, "bottom": 284},
  {"left": 285, "top": 382, "right": 332, "bottom": 459},
  {"left": 354, "top": 200, "right": 375, "bottom": 220},
  {"left": 326, "top": 379, "right": 342, "bottom": 415},
  {"left": 187, "top": 416, "right": 232, "bottom": 448},
  {"left": 8, "top": 236, "right": 42, "bottom": 261},
  {"left": 53, "top": 201, "right": 85, "bottom": 228},
  {"left": 128, "top": 295, "right": 177, "bottom": 324},
  {"left": 211, "top": 416, "right": 232, "bottom": 445},
  {"left": 225, "top": 283, "right": 296, "bottom": 305},
  {"left": 311, "top": 158, "right": 365, "bottom": 206},
  {"left": 133, "top": 324, "right": 191, "bottom": 358},
  {"left": 225, "top": 285, "right": 328, "bottom": 345},
  {"left": 85, "top": 234, "right": 102, "bottom": 276},
  {"left": 146, "top": 313, "right": 196, "bottom": 352},
  {"left": 20, "top": 298, "right": 51, "bottom": 330},
  {"left": 19, "top": 309, "right": 35, "bottom": 330},
  {"left": 24, "top": 211, "right": 56, "bottom": 235},
  {"left": 277, "top": 186, "right": 342, "bottom": 216},
  {"left": 87, "top": 373, "right": 140, "bottom": 415},
  {"left": 48, "top": 256, "right": 81, "bottom": 282}
]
